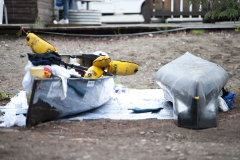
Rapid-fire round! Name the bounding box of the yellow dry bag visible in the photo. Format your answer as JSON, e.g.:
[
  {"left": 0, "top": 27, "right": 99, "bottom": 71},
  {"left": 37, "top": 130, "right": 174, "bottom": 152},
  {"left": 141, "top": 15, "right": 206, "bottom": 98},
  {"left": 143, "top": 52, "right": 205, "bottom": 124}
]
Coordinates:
[
  {"left": 25, "top": 32, "right": 58, "bottom": 54},
  {"left": 92, "top": 55, "right": 111, "bottom": 68},
  {"left": 107, "top": 60, "right": 138, "bottom": 76},
  {"left": 84, "top": 66, "right": 103, "bottom": 79}
]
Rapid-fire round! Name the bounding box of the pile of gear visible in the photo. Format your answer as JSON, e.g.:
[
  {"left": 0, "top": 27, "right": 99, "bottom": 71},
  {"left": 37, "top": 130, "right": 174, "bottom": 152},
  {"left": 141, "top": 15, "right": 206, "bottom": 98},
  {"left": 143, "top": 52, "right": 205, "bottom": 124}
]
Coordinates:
[{"left": 25, "top": 32, "right": 139, "bottom": 79}]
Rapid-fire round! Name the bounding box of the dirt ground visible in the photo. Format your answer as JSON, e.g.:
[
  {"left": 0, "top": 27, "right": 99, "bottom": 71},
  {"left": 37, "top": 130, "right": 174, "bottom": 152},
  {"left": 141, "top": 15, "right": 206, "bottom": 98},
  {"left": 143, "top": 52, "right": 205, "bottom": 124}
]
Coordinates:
[{"left": 0, "top": 29, "right": 240, "bottom": 160}]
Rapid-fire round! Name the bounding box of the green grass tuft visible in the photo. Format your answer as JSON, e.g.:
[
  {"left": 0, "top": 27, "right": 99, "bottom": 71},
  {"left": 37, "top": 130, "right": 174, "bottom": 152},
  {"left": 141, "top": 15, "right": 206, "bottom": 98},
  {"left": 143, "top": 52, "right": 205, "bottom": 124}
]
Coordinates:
[{"left": 191, "top": 29, "right": 204, "bottom": 35}]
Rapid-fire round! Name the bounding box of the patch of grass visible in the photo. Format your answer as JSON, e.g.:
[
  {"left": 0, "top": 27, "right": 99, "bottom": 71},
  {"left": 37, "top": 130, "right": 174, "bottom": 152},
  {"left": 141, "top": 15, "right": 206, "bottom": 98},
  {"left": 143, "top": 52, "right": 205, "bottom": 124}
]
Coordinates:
[
  {"left": 191, "top": 29, "right": 204, "bottom": 35},
  {"left": 163, "top": 24, "right": 168, "bottom": 34},
  {"left": 235, "top": 26, "right": 240, "bottom": 32},
  {"left": 16, "top": 29, "right": 23, "bottom": 37},
  {"left": 176, "top": 30, "right": 185, "bottom": 35},
  {"left": 0, "top": 90, "right": 13, "bottom": 99},
  {"left": 33, "top": 17, "right": 45, "bottom": 28},
  {"left": 114, "top": 28, "right": 121, "bottom": 36}
]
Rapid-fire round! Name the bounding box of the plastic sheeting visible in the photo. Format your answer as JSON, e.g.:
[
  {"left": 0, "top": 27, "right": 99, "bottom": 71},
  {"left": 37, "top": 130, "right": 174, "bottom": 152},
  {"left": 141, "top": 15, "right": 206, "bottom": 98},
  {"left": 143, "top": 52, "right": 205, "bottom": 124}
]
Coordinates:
[
  {"left": 39, "top": 77, "right": 114, "bottom": 117},
  {"left": 0, "top": 89, "right": 174, "bottom": 127},
  {"left": 26, "top": 76, "right": 115, "bottom": 126},
  {"left": 0, "top": 88, "right": 231, "bottom": 127},
  {"left": 155, "top": 52, "right": 229, "bottom": 129},
  {"left": 64, "top": 89, "right": 173, "bottom": 120}
]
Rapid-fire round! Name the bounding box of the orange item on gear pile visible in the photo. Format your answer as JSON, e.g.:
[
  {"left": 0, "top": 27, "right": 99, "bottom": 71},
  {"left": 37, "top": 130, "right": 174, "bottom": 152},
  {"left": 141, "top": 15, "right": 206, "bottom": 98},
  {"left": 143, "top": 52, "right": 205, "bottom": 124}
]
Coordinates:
[
  {"left": 43, "top": 66, "right": 52, "bottom": 78},
  {"left": 43, "top": 70, "right": 51, "bottom": 78}
]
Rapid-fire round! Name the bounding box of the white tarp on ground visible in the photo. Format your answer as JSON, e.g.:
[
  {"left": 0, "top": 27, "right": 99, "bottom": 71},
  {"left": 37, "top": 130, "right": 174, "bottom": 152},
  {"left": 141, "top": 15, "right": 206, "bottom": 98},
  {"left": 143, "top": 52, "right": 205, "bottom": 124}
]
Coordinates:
[
  {"left": 62, "top": 89, "right": 173, "bottom": 121},
  {"left": 0, "top": 88, "right": 230, "bottom": 127},
  {"left": 0, "top": 89, "right": 174, "bottom": 127}
]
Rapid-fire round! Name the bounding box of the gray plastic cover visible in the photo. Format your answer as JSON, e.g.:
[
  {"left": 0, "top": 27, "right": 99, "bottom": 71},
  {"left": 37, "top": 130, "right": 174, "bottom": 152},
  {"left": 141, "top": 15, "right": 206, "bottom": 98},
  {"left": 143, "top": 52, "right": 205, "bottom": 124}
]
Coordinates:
[
  {"left": 26, "top": 77, "right": 114, "bottom": 126},
  {"left": 155, "top": 52, "right": 229, "bottom": 129}
]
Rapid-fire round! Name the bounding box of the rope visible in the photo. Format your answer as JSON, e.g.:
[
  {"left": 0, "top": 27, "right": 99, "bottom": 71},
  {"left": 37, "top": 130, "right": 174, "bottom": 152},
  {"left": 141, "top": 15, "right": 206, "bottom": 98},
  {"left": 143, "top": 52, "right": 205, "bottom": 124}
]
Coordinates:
[{"left": 30, "top": 26, "right": 236, "bottom": 38}]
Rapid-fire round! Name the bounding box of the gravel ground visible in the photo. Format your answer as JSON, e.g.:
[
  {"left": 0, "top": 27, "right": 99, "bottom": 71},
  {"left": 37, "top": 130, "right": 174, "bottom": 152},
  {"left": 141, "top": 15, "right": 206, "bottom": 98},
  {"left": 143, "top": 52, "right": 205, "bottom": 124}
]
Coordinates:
[{"left": 0, "top": 30, "right": 240, "bottom": 160}]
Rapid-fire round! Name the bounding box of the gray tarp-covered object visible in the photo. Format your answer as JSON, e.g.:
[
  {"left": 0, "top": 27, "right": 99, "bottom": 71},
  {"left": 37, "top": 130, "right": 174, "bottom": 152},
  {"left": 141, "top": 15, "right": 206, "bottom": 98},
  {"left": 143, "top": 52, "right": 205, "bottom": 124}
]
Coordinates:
[{"left": 155, "top": 52, "right": 229, "bottom": 129}]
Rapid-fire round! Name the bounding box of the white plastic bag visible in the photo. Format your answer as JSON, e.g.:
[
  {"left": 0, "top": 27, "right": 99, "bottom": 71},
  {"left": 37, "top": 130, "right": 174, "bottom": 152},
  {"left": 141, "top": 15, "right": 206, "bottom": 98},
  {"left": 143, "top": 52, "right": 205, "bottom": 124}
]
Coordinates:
[
  {"left": 218, "top": 96, "right": 229, "bottom": 112},
  {"left": 9, "top": 91, "right": 28, "bottom": 109},
  {"left": 0, "top": 114, "right": 26, "bottom": 127},
  {"left": 51, "top": 65, "right": 71, "bottom": 100},
  {"left": 22, "top": 61, "right": 34, "bottom": 94}
]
